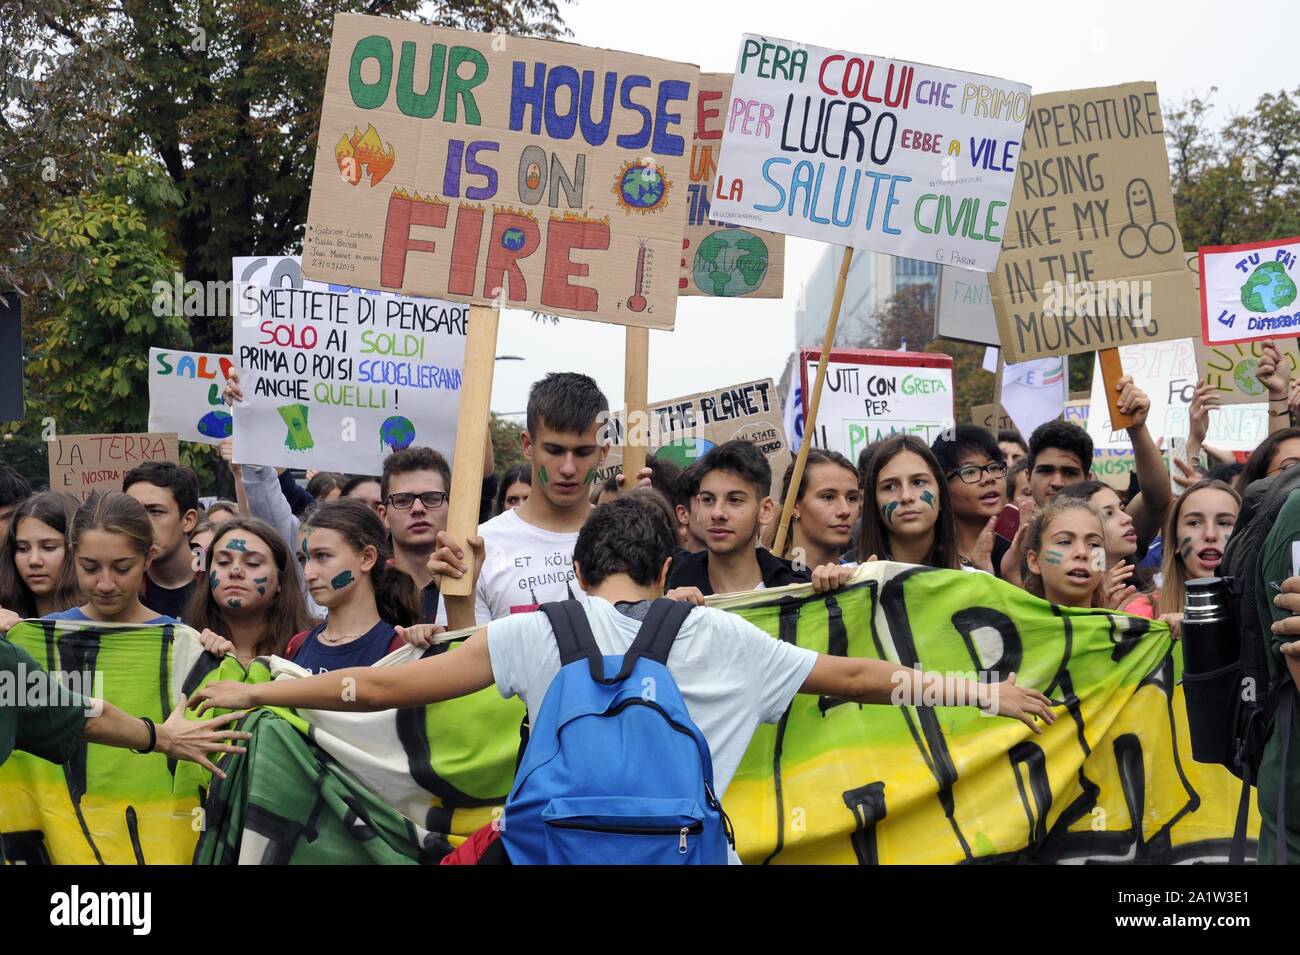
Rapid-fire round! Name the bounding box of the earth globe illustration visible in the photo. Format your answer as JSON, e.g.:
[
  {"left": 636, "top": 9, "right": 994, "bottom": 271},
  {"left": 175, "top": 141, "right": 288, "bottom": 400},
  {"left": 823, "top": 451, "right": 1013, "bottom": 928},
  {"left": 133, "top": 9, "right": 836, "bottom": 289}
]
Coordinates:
[
  {"left": 692, "top": 230, "right": 770, "bottom": 296},
  {"left": 618, "top": 163, "right": 666, "bottom": 211},
  {"left": 1232, "top": 359, "right": 1266, "bottom": 396},
  {"left": 380, "top": 415, "right": 416, "bottom": 452},
  {"left": 1240, "top": 262, "right": 1297, "bottom": 313}
]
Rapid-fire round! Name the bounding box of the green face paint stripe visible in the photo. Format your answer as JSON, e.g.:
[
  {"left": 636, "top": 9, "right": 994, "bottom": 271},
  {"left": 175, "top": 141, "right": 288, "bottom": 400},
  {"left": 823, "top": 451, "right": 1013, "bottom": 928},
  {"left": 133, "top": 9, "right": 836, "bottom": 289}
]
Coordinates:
[
  {"left": 253, "top": 577, "right": 268, "bottom": 584},
  {"left": 330, "top": 571, "right": 355, "bottom": 590},
  {"left": 583, "top": 468, "right": 596, "bottom": 486},
  {"left": 1042, "top": 550, "right": 1064, "bottom": 565},
  {"left": 920, "top": 490, "right": 936, "bottom": 508},
  {"left": 208, "top": 571, "right": 218, "bottom": 590},
  {"left": 538, "top": 465, "right": 549, "bottom": 485},
  {"left": 882, "top": 501, "right": 899, "bottom": 524},
  {"left": 1179, "top": 537, "right": 1194, "bottom": 560}
]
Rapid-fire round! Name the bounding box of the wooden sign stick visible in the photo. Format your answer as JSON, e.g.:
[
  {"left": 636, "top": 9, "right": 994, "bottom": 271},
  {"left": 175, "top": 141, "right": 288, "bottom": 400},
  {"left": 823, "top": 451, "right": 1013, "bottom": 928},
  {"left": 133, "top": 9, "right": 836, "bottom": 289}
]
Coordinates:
[
  {"left": 991, "top": 353, "right": 1005, "bottom": 438},
  {"left": 442, "top": 305, "right": 500, "bottom": 597},
  {"left": 773, "top": 245, "right": 855, "bottom": 556},
  {"left": 1097, "top": 347, "right": 1135, "bottom": 431},
  {"left": 623, "top": 326, "right": 649, "bottom": 485}
]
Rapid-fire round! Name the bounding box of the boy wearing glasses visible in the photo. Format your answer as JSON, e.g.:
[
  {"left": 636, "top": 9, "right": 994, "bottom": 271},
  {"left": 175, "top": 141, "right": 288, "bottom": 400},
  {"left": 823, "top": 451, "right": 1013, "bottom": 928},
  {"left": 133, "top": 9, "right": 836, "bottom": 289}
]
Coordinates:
[{"left": 380, "top": 447, "right": 454, "bottom": 625}]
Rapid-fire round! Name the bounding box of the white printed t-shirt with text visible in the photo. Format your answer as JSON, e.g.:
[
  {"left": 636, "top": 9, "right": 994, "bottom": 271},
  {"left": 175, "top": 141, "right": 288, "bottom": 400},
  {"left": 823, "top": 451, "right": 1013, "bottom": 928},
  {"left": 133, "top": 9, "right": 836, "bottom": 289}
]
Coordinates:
[
  {"left": 474, "top": 507, "right": 584, "bottom": 623},
  {"left": 487, "top": 596, "right": 818, "bottom": 799}
]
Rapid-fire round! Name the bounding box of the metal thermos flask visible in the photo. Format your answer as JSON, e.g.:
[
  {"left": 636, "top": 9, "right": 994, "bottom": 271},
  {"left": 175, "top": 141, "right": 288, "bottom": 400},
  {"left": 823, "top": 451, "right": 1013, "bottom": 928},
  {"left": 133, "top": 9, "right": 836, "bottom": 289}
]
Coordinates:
[{"left": 1182, "top": 576, "right": 1237, "bottom": 674}]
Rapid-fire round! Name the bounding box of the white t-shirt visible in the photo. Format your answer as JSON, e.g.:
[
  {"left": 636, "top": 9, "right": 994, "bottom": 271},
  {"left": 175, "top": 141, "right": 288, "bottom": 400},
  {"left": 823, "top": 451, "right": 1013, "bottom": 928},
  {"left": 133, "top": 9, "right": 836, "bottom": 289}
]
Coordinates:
[
  {"left": 474, "top": 507, "right": 584, "bottom": 623},
  {"left": 486, "top": 596, "right": 818, "bottom": 799}
]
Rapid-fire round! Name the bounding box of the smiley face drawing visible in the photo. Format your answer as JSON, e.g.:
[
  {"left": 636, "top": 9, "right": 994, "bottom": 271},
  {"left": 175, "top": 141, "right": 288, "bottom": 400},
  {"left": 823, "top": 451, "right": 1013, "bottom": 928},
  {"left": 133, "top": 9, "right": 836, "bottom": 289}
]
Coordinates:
[{"left": 1117, "top": 177, "right": 1177, "bottom": 258}]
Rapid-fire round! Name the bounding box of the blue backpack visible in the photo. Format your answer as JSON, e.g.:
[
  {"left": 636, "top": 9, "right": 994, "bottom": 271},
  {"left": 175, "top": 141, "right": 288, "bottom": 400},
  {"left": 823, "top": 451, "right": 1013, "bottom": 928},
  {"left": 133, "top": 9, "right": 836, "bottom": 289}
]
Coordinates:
[{"left": 500, "top": 599, "right": 734, "bottom": 865}]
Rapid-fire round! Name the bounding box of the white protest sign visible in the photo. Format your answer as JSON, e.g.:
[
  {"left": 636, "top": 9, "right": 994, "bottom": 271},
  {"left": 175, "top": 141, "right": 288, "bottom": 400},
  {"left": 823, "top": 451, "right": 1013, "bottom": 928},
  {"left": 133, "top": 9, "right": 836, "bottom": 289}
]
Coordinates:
[
  {"left": 1199, "top": 237, "right": 1300, "bottom": 346},
  {"left": 231, "top": 256, "right": 468, "bottom": 474},
  {"left": 147, "top": 348, "right": 234, "bottom": 445},
  {"left": 800, "top": 349, "right": 954, "bottom": 463},
  {"left": 1086, "top": 337, "right": 1268, "bottom": 452},
  {"left": 1000, "top": 356, "right": 1066, "bottom": 438},
  {"left": 935, "top": 267, "right": 999, "bottom": 346},
  {"left": 711, "top": 35, "right": 1029, "bottom": 271}
]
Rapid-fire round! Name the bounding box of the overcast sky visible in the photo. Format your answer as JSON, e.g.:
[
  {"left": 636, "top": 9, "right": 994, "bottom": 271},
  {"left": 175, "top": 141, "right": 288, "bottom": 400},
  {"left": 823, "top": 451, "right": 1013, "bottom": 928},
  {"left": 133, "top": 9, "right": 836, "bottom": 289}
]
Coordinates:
[{"left": 487, "top": 0, "right": 1295, "bottom": 419}]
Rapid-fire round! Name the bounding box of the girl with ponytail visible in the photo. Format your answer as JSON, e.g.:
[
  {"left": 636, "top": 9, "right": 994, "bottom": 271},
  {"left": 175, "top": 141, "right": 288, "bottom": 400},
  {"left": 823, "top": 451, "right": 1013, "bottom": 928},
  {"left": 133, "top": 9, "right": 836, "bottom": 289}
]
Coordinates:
[{"left": 287, "top": 499, "right": 420, "bottom": 673}]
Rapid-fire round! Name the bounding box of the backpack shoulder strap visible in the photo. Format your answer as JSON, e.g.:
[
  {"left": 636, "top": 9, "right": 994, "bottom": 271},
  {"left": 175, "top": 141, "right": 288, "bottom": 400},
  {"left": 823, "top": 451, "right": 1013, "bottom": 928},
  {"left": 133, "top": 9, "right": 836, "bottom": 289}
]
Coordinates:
[
  {"left": 604, "top": 598, "right": 694, "bottom": 684},
  {"left": 626, "top": 598, "right": 693, "bottom": 667},
  {"left": 286, "top": 630, "right": 310, "bottom": 659},
  {"left": 541, "top": 600, "right": 603, "bottom": 680}
]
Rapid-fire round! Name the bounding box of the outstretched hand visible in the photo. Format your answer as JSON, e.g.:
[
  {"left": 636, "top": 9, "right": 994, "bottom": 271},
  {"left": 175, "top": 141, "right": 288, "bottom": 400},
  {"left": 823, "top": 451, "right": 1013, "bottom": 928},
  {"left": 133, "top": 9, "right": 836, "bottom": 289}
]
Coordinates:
[{"left": 981, "top": 673, "right": 1057, "bottom": 735}]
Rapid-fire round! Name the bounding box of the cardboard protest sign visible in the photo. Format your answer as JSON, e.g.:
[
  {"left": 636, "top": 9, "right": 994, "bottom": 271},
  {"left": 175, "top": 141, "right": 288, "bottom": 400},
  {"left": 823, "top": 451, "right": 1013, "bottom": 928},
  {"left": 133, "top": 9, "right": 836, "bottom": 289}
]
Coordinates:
[
  {"left": 300, "top": 13, "right": 699, "bottom": 330},
  {"left": 148, "top": 348, "right": 235, "bottom": 445},
  {"left": 680, "top": 73, "right": 785, "bottom": 298},
  {"left": 710, "top": 36, "right": 1028, "bottom": 272},
  {"left": 970, "top": 402, "right": 1014, "bottom": 431},
  {"left": 1199, "top": 237, "right": 1300, "bottom": 346},
  {"left": 935, "top": 266, "right": 998, "bottom": 346},
  {"left": 48, "top": 433, "right": 179, "bottom": 501},
  {"left": 1086, "top": 337, "right": 1269, "bottom": 452},
  {"left": 593, "top": 378, "right": 790, "bottom": 501},
  {"left": 1196, "top": 339, "right": 1300, "bottom": 405},
  {"left": 801, "top": 349, "right": 954, "bottom": 463},
  {"left": 231, "top": 255, "right": 468, "bottom": 474},
  {"left": 988, "top": 83, "right": 1200, "bottom": 362}
]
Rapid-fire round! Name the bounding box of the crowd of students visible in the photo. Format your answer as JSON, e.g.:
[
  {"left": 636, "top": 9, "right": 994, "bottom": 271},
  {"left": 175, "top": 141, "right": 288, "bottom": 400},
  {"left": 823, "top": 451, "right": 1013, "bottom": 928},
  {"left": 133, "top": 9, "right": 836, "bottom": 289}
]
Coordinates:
[{"left": 8, "top": 346, "right": 1300, "bottom": 863}]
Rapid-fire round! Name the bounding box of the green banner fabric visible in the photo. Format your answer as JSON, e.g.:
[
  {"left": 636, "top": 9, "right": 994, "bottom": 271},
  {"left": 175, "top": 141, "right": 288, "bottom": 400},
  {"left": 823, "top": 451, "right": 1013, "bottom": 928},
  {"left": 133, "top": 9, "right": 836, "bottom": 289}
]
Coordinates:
[
  {"left": 2, "top": 563, "right": 1260, "bottom": 864},
  {"left": 0, "top": 619, "right": 266, "bottom": 864}
]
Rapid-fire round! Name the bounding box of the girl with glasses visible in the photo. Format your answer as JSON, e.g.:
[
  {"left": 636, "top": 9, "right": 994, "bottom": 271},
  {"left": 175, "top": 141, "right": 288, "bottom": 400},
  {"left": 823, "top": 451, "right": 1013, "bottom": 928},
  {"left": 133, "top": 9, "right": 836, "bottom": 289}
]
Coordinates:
[{"left": 931, "top": 426, "right": 1009, "bottom": 575}]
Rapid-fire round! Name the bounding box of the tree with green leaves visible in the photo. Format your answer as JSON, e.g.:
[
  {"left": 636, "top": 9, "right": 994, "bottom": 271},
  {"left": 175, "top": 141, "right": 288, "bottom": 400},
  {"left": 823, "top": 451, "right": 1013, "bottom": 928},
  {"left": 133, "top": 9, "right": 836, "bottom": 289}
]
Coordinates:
[
  {"left": 3, "top": 0, "right": 570, "bottom": 355},
  {"left": 1167, "top": 86, "right": 1300, "bottom": 246}
]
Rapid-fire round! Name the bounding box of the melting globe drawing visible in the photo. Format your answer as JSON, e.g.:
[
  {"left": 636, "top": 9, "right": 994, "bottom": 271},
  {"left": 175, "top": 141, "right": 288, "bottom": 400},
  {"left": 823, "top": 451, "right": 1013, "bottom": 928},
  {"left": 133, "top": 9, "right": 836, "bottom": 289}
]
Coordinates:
[
  {"left": 692, "top": 230, "right": 770, "bottom": 297},
  {"left": 380, "top": 415, "right": 416, "bottom": 452},
  {"left": 653, "top": 437, "right": 716, "bottom": 469},
  {"left": 196, "top": 410, "right": 233, "bottom": 439},
  {"left": 1240, "top": 261, "right": 1297, "bottom": 313},
  {"left": 501, "top": 227, "right": 526, "bottom": 251},
  {"left": 617, "top": 163, "right": 667, "bottom": 212}
]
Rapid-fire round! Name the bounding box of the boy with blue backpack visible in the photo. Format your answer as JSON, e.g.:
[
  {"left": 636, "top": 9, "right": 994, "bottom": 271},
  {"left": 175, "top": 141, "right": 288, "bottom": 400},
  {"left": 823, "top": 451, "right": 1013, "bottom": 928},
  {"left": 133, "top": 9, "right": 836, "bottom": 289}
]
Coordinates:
[{"left": 193, "top": 490, "right": 1056, "bottom": 864}]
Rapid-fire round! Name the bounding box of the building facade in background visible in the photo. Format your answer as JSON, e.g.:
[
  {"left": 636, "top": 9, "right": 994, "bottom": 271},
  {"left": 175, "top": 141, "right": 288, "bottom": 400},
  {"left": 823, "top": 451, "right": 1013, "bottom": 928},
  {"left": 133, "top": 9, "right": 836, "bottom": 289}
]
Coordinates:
[{"left": 795, "top": 248, "right": 938, "bottom": 348}]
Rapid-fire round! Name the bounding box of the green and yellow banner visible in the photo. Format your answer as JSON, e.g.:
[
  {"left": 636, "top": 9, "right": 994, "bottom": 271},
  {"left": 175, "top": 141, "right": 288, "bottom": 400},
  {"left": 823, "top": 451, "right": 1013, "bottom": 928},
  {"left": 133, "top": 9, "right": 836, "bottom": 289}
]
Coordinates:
[{"left": 0, "top": 564, "right": 1259, "bottom": 864}]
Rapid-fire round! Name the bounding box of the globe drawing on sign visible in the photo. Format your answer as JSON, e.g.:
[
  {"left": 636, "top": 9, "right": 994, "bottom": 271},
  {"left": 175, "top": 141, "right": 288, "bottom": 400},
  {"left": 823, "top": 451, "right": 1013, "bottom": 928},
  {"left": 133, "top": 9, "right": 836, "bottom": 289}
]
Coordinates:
[
  {"left": 613, "top": 161, "right": 669, "bottom": 214},
  {"left": 380, "top": 415, "right": 416, "bottom": 452},
  {"left": 653, "top": 437, "right": 715, "bottom": 469},
  {"left": 1240, "top": 261, "right": 1298, "bottom": 313},
  {"left": 196, "top": 410, "right": 233, "bottom": 439},
  {"left": 693, "top": 230, "right": 770, "bottom": 297},
  {"left": 1232, "top": 359, "right": 1266, "bottom": 396},
  {"left": 501, "top": 227, "right": 527, "bottom": 252}
]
